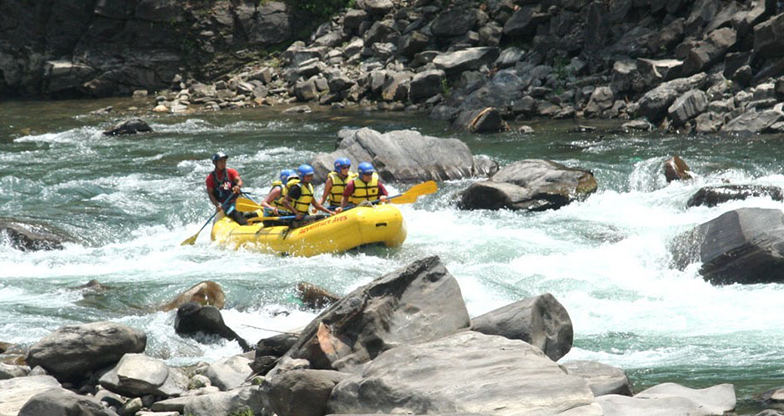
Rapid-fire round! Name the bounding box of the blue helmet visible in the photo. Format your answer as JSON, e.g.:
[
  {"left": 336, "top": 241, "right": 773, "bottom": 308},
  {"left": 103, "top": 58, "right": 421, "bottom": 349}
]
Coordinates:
[
  {"left": 297, "top": 164, "right": 315, "bottom": 177},
  {"left": 211, "top": 152, "right": 228, "bottom": 164},
  {"left": 279, "top": 169, "right": 295, "bottom": 182},
  {"left": 358, "top": 162, "right": 375, "bottom": 175},
  {"left": 334, "top": 157, "right": 351, "bottom": 171}
]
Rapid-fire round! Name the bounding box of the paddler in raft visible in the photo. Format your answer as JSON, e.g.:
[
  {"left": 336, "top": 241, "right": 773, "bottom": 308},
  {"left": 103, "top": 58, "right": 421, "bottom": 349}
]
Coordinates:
[
  {"left": 282, "top": 164, "right": 334, "bottom": 226},
  {"left": 319, "top": 157, "right": 357, "bottom": 211},
  {"left": 335, "top": 162, "right": 389, "bottom": 213},
  {"left": 205, "top": 152, "right": 258, "bottom": 225},
  {"left": 259, "top": 168, "right": 296, "bottom": 226}
]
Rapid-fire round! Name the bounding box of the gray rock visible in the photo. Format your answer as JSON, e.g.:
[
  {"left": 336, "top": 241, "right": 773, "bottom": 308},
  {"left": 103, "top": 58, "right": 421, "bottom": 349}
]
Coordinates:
[
  {"left": 687, "top": 185, "right": 784, "bottom": 208},
  {"left": 503, "top": 5, "right": 549, "bottom": 37},
  {"left": 327, "top": 331, "right": 597, "bottom": 415},
  {"left": 363, "top": 20, "right": 396, "bottom": 45},
  {"left": 381, "top": 71, "right": 412, "bottom": 102},
  {"left": 471, "top": 293, "right": 573, "bottom": 361},
  {"left": 309, "top": 127, "right": 477, "bottom": 184},
  {"left": 294, "top": 78, "right": 318, "bottom": 102},
  {"left": 26, "top": 322, "right": 146, "bottom": 382},
  {"left": 0, "top": 363, "right": 29, "bottom": 380},
  {"left": 695, "top": 111, "right": 724, "bottom": 133},
  {"left": 597, "top": 394, "right": 722, "bottom": 416},
  {"left": 99, "top": 353, "right": 186, "bottom": 398},
  {"left": 562, "top": 361, "right": 633, "bottom": 397},
  {"left": 496, "top": 47, "right": 524, "bottom": 69},
  {"left": 0, "top": 376, "right": 61, "bottom": 416},
  {"left": 175, "top": 386, "right": 265, "bottom": 416},
  {"left": 343, "top": 9, "right": 369, "bottom": 30},
  {"left": 611, "top": 60, "right": 638, "bottom": 93},
  {"left": 668, "top": 89, "right": 708, "bottom": 126},
  {"left": 267, "top": 370, "right": 347, "bottom": 416},
  {"left": 433, "top": 47, "right": 500, "bottom": 74},
  {"left": 282, "top": 256, "right": 470, "bottom": 372},
  {"left": 431, "top": 8, "right": 477, "bottom": 38},
  {"left": 0, "top": 221, "right": 67, "bottom": 251},
  {"left": 18, "top": 387, "right": 119, "bottom": 416},
  {"left": 672, "top": 208, "right": 784, "bottom": 285},
  {"left": 398, "top": 31, "right": 430, "bottom": 57},
  {"left": 634, "top": 383, "right": 736, "bottom": 414},
  {"left": 622, "top": 119, "right": 654, "bottom": 131},
  {"left": 205, "top": 356, "right": 252, "bottom": 391},
  {"left": 584, "top": 86, "right": 614, "bottom": 117},
  {"left": 682, "top": 28, "right": 737, "bottom": 75},
  {"left": 283, "top": 105, "right": 312, "bottom": 114},
  {"left": 103, "top": 119, "right": 152, "bottom": 136},
  {"left": 723, "top": 108, "right": 784, "bottom": 134},
  {"left": 754, "top": 13, "right": 784, "bottom": 59},
  {"left": 409, "top": 69, "right": 445, "bottom": 103},
  {"left": 459, "top": 159, "right": 598, "bottom": 212},
  {"left": 637, "top": 58, "right": 683, "bottom": 84},
  {"left": 43, "top": 60, "right": 96, "bottom": 94},
  {"left": 637, "top": 73, "right": 708, "bottom": 123},
  {"left": 358, "top": 0, "right": 393, "bottom": 17}
]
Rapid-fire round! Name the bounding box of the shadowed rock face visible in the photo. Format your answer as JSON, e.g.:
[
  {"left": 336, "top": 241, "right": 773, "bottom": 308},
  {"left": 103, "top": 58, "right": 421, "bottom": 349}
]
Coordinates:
[
  {"left": 459, "top": 159, "right": 597, "bottom": 212},
  {"left": 671, "top": 208, "right": 784, "bottom": 285},
  {"left": 174, "top": 302, "right": 251, "bottom": 352}
]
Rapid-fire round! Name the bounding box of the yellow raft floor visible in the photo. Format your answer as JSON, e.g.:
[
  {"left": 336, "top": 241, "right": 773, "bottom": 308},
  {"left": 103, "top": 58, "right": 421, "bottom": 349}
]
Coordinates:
[{"left": 210, "top": 204, "right": 407, "bottom": 257}]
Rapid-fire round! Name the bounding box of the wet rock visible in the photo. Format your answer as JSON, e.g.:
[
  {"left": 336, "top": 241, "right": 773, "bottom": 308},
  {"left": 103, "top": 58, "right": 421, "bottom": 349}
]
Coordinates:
[
  {"left": 296, "top": 282, "right": 340, "bottom": 310},
  {"left": 672, "top": 208, "right": 784, "bottom": 285},
  {"left": 281, "top": 256, "right": 470, "bottom": 372},
  {"left": 454, "top": 107, "right": 509, "bottom": 133},
  {"left": 327, "top": 331, "right": 597, "bottom": 415},
  {"left": 471, "top": 293, "right": 573, "bottom": 361},
  {"left": 26, "top": 321, "right": 146, "bottom": 383},
  {"left": 103, "top": 119, "right": 152, "bottom": 136},
  {"left": 563, "top": 361, "right": 633, "bottom": 397},
  {"left": 162, "top": 281, "right": 226, "bottom": 312},
  {"left": 175, "top": 302, "right": 251, "bottom": 352},
  {"left": 309, "top": 127, "right": 477, "bottom": 184},
  {"left": 687, "top": 185, "right": 784, "bottom": 208},
  {"left": 99, "top": 353, "right": 186, "bottom": 398},
  {"left": 0, "top": 221, "right": 67, "bottom": 251},
  {"left": 664, "top": 155, "right": 693, "bottom": 182},
  {"left": 459, "top": 159, "right": 598, "bottom": 212}
]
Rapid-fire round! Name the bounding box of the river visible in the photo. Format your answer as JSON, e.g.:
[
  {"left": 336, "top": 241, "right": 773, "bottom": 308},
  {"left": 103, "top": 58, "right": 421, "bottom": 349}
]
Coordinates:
[{"left": 3, "top": 98, "right": 784, "bottom": 413}]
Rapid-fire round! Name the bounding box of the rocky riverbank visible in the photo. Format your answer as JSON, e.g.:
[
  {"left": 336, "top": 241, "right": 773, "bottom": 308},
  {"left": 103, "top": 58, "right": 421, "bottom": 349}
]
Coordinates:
[
  {"left": 6, "top": 0, "right": 784, "bottom": 134},
  {"left": 0, "top": 256, "right": 761, "bottom": 416}
]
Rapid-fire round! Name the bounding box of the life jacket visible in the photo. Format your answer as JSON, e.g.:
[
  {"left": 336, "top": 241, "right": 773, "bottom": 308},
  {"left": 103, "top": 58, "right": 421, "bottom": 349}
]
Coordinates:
[
  {"left": 211, "top": 170, "right": 234, "bottom": 202},
  {"left": 269, "top": 179, "right": 289, "bottom": 211},
  {"left": 326, "top": 171, "right": 357, "bottom": 206},
  {"left": 349, "top": 172, "right": 380, "bottom": 204},
  {"left": 287, "top": 178, "right": 314, "bottom": 215}
]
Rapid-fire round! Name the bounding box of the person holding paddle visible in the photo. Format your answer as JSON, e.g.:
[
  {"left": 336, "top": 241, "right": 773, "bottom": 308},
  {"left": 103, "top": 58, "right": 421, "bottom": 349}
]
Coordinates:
[
  {"left": 283, "top": 164, "right": 334, "bottom": 222},
  {"left": 206, "top": 152, "right": 256, "bottom": 225},
  {"left": 336, "top": 162, "right": 388, "bottom": 212},
  {"left": 260, "top": 169, "right": 295, "bottom": 217},
  {"left": 319, "top": 157, "right": 357, "bottom": 210}
]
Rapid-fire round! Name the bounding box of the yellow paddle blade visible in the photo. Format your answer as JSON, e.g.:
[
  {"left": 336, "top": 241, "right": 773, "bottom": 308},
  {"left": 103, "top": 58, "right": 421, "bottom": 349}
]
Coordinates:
[
  {"left": 235, "top": 197, "right": 262, "bottom": 212},
  {"left": 391, "top": 180, "right": 438, "bottom": 204},
  {"left": 180, "top": 234, "right": 198, "bottom": 246}
]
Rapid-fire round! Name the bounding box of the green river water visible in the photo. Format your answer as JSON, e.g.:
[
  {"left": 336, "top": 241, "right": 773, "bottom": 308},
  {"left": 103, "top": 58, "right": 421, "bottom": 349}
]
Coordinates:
[{"left": 3, "top": 97, "right": 784, "bottom": 414}]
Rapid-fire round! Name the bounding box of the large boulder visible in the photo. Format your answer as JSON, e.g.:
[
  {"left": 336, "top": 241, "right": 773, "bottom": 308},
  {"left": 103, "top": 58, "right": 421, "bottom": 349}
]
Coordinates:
[
  {"left": 161, "top": 281, "right": 226, "bottom": 311},
  {"left": 598, "top": 382, "right": 735, "bottom": 416},
  {"left": 687, "top": 185, "right": 784, "bottom": 207},
  {"left": 327, "top": 331, "right": 598, "bottom": 415},
  {"left": 26, "top": 321, "right": 146, "bottom": 382},
  {"left": 282, "top": 256, "right": 471, "bottom": 372},
  {"left": 562, "top": 361, "right": 634, "bottom": 397},
  {"left": 18, "top": 387, "right": 119, "bottom": 416},
  {"left": 308, "top": 128, "right": 481, "bottom": 184},
  {"left": 409, "top": 69, "right": 445, "bottom": 103},
  {"left": 470, "top": 293, "right": 573, "bottom": 362},
  {"left": 433, "top": 47, "right": 500, "bottom": 74},
  {"left": 99, "top": 353, "right": 187, "bottom": 398},
  {"left": 459, "top": 159, "right": 598, "bottom": 212},
  {"left": 175, "top": 302, "right": 251, "bottom": 352},
  {"left": 0, "top": 376, "right": 61, "bottom": 416},
  {"left": 671, "top": 208, "right": 784, "bottom": 285}
]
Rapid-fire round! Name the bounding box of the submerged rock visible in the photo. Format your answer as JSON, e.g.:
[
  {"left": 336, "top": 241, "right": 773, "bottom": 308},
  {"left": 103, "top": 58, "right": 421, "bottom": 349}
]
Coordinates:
[
  {"left": 103, "top": 119, "right": 152, "bottom": 136},
  {"left": 0, "top": 221, "right": 68, "bottom": 251},
  {"left": 174, "top": 302, "right": 251, "bottom": 352},
  {"left": 687, "top": 185, "right": 784, "bottom": 207}
]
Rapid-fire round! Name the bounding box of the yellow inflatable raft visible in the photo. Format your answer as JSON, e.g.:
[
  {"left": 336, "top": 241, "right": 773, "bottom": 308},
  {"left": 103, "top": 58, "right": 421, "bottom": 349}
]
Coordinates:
[{"left": 210, "top": 204, "right": 407, "bottom": 257}]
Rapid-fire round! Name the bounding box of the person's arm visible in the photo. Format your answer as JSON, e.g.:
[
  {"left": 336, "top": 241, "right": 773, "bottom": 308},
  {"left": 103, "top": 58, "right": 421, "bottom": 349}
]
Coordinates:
[
  {"left": 312, "top": 198, "right": 333, "bottom": 215},
  {"left": 319, "top": 177, "right": 333, "bottom": 206},
  {"left": 206, "top": 176, "right": 223, "bottom": 212},
  {"left": 260, "top": 187, "right": 282, "bottom": 213},
  {"left": 337, "top": 182, "right": 355, "bottom": 211},
  {"left": 230, "top": 169, "right": 243, "bottom": 194}
]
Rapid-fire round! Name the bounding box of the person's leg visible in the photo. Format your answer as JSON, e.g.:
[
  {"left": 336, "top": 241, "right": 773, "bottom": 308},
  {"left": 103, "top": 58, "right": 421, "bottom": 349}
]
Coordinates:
[{"left": 228, "top": 209, "right": 248, "bottom": 225}]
